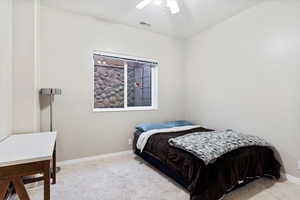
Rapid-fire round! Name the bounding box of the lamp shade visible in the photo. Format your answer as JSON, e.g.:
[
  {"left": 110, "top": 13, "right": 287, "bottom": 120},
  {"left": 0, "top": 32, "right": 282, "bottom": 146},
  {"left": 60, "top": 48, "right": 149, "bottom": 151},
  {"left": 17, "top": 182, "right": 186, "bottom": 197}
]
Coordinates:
[{"left": 40, "top": 88, "right": 62, "bottom": 96}]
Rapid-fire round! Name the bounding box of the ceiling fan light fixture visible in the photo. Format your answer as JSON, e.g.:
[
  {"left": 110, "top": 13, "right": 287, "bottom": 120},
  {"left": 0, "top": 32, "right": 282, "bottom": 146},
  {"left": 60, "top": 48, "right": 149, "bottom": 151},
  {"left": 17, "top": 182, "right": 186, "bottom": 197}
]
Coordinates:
[
  {"left": 136, "top": 0, "right": 180, "bottom": 14},
  {"left": 154, "top": 0, "right": 162, "bottom": 6},
  {"left": 166, "top": 0, "right": 180, "bottom": 14},
  {"left": 136, "top": 0, "right": 153, "bottom": 9}
]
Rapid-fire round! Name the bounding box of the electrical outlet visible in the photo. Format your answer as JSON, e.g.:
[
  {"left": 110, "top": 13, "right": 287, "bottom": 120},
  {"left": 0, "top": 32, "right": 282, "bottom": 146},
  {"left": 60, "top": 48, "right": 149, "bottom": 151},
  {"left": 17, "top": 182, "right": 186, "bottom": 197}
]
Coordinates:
[{"left": 128, "top": 138, "right": 133, "bottom": 145}]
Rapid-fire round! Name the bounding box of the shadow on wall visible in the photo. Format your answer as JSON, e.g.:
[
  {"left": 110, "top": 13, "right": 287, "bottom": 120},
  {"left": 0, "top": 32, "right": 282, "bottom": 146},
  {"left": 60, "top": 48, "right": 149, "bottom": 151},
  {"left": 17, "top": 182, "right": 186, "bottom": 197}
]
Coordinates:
[
  {"left": 39, "top": 94, "right": 58, "bottom": 132},
  {"left": 40, "top": 95, "right": 51, "bottom": 111}
]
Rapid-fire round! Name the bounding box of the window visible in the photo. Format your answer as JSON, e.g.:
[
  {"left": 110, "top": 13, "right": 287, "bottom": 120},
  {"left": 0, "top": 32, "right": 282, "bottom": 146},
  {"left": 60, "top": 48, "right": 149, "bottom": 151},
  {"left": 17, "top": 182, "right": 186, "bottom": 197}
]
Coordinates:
[{"left": 93, "top": 52, "right": 158, "bottom": 111}]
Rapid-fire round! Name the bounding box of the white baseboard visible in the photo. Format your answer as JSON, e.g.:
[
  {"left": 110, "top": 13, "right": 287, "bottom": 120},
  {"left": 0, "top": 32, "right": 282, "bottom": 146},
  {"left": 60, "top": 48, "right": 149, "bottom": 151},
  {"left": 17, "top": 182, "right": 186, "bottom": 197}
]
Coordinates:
[
  {"left": 57, "top": 150, "right": 132, "bottom": 167},
  {"left": 286, "top": 174, "right": 300, "bottom": 184}
]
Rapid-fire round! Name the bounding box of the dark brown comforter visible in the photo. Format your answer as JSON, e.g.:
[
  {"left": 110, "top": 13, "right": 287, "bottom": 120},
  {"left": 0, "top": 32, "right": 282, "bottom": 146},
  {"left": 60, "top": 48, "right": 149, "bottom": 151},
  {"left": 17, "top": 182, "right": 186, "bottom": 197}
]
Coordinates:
[{"left": 133, "top": 127, "right": 281, "bottom": 200}]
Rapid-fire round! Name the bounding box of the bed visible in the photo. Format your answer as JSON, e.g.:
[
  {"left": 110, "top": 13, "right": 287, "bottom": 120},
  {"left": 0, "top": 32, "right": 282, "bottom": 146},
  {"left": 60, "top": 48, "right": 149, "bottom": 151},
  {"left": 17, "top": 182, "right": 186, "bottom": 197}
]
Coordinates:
[{"left": 133, "top": 126, "right": 281, "bottom": 200}]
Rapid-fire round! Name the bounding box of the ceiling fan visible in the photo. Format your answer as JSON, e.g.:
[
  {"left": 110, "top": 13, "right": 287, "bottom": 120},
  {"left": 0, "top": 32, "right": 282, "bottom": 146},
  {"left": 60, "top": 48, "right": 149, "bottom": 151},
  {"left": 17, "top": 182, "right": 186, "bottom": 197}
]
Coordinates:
[{"left": 136, "top": 0, "right": 180, "bottom": 14}]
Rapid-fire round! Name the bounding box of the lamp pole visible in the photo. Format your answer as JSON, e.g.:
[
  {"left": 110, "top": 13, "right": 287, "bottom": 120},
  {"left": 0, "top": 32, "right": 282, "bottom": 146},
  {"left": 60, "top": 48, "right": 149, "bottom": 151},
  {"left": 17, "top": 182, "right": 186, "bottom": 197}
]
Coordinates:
[{"left": 40, "top": 88, "right": 62, "bottom": 181}]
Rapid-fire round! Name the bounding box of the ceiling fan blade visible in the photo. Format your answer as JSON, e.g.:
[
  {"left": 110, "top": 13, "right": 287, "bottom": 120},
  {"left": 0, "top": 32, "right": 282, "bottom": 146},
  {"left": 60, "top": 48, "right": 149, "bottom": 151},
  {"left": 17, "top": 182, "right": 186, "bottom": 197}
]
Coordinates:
[
  {"left": 136, "top": 0, "right": 153, "bottom": 9},
  {"left": 166, "top": 0, "right": 180, "bottom": 14}
]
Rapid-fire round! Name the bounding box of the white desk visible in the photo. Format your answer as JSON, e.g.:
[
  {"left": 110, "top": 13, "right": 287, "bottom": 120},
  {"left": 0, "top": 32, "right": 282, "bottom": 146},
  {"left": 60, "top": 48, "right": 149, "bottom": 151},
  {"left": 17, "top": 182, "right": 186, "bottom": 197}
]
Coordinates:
[
  {"left": 0, "top": 132, "right": 57, "bottom": 200},
  {"left": 0, "top": 133, "right": 56, "bottom": 167}
]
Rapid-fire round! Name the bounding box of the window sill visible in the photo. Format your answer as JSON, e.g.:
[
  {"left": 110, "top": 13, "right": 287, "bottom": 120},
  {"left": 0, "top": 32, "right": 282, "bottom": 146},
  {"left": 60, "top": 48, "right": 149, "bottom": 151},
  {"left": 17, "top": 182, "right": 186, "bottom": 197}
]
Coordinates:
[{"left": 93, "top": 106, "right": 158, "bottom": 112}]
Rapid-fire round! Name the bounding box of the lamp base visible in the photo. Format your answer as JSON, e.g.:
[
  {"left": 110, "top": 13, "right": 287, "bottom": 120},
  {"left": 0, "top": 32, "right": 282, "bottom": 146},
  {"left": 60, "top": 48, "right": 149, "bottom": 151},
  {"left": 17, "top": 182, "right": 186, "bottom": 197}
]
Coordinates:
[{"left": 55, "top": 166, "right": 61, "bottom": 173}]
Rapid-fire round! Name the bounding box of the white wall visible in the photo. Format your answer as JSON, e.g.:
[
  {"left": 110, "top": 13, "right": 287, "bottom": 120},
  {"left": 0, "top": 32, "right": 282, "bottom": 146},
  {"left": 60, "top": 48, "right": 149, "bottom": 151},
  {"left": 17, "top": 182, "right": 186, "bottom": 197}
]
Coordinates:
[
  {"left": 13, "top": 0, "right": 40, "bottom": 133},
  {"left": 185, "top": 1, "right": 300, "bottom": 177},
  {"left": 40, "top": 6, "right": 185, "bottom": 161},
  {"left": 0, "top": 0, "right": 13, "bottom": 141}
]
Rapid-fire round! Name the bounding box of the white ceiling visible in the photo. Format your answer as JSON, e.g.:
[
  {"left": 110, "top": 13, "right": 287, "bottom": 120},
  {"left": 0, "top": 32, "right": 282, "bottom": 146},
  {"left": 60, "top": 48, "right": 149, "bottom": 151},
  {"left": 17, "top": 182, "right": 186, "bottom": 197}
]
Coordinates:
[{"left": 41, "top": 0, "right": 264, "bottom": 39}]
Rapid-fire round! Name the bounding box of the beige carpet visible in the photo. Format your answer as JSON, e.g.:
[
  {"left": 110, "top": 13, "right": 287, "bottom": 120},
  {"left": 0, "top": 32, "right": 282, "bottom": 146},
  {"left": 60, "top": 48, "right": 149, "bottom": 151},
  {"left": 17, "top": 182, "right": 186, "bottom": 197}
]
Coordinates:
[{"left": 13, "top": 153, "right": 300, "bottom": 200}]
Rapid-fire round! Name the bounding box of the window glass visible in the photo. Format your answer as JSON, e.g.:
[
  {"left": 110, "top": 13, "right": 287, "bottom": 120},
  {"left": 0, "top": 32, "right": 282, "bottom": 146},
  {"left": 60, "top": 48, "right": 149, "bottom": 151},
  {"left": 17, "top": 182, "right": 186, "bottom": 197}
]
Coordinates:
[
  {"left": 93, "top": 52, "right": 157, "bottom": 111},
  {"left": 94, "top": 55, "right": 124, "bottom": 108},
  {"left": 127, "top": 62, "right": 152, "bottom": 107}
]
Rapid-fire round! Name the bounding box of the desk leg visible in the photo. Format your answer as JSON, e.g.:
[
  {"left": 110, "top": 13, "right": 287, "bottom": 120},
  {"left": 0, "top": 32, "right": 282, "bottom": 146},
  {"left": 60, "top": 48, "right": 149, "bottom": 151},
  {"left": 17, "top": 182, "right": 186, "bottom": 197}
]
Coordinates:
[
  {"left": 44, "top": 161, "right": 51, "bottom": 200},
  {"left": 12, "top": 178, "right": 30, "bottom": 200},
  {"left": 0, "top": 180, "right": 10, "bottom": 200},
  {"left": 52, "top": 143, "right": 56, "bottom": 184}
]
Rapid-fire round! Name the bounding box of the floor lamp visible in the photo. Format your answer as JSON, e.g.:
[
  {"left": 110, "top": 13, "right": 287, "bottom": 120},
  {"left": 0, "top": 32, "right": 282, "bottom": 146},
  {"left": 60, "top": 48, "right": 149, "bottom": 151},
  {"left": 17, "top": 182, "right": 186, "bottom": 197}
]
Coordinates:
[{"left": 40, "top": 88, "right": 62, "bottom": 174}]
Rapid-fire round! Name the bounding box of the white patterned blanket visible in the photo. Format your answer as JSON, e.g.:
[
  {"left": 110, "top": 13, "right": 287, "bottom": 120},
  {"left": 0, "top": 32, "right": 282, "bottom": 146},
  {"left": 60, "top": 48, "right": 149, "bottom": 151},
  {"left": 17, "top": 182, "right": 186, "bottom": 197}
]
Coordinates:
[{"left": 168, "top": 130, "right": 270, "bottom": 165}]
